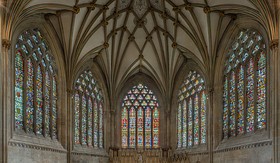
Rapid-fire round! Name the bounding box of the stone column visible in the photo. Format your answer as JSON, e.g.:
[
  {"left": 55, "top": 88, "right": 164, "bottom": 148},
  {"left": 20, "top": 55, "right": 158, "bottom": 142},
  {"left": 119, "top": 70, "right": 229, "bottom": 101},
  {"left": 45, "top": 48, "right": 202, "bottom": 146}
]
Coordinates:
[
  {"left": 271, "top": 38, "right": 278, "bottom": 163},
  {"left": 208, "top": 88, "right": 214, "bottom": 163},
  {"left": 67, "top": 89, "right": 73, "bottom": 163},
  {"left": 1, "top": 38, "right": 10, "bottom": 163},
  {"left": 0, "top": 6, "right": 3, "bottom": 162}
]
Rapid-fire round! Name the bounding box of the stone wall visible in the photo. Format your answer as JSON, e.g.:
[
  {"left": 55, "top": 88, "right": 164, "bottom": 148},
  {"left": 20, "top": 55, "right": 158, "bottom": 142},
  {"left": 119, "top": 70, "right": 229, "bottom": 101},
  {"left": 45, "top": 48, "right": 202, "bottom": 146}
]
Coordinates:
[
  {"left": 8, "top": 145, "right": 67, "bottom": 163},
  {"left": 213, "top": 145, "right": 272, "bottom": 163}
]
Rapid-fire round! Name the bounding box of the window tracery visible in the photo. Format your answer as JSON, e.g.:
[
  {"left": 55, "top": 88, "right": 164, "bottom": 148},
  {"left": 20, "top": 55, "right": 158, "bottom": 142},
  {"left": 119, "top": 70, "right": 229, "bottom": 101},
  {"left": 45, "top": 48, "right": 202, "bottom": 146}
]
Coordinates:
[
  {"left": 14, "top": 28, "right": 58, "bottom": 138},
  {"left": 121, "top": 83, "right": 160, "bottom": 149},
  {"left": 177, "top": 71, "right": 207, "bottom": 148},
  {"left": 74, "top": 70, "right": 104, "bottom": 148},
  {"left": 222, "top": 29, "right": 267, "bottom": 139}
]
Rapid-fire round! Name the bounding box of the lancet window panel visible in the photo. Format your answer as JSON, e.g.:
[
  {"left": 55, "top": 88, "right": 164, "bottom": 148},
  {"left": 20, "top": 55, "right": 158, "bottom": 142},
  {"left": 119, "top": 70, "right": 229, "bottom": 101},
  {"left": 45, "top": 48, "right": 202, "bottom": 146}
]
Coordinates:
[
  {"left": 14, "top": 28, "right": 58, "bottom": 139},
  {"left": 121, "top": 83, "right": 160, "bottom": 149},
  {"left": 222, "top": 29, "right": 267, "bottom": 139},
  {"left": 74, "top": 70, "right": 104, "bottom": 148},
  {"left": 177, "top": 71, "right": 207, "bottom": 149}
]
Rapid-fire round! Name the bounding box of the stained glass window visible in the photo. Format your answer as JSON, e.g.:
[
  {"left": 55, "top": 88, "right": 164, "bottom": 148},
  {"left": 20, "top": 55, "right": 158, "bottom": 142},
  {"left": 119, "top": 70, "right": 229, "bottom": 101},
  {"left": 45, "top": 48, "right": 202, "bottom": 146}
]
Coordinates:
[
  {"left": 177, "top": 71, "right": 207, "bottom": 148},
  {"left": 14, "top": 28, "right": 58, "bottom": 138},
  {"left": 121, "top": 83, "right": 160, "bottom": 149},
  {"left": 222, "top": 29, "right": 267, "bottom": 138},
  {"left": 74, "top": 70, "right": 104, "bottom": 148}
]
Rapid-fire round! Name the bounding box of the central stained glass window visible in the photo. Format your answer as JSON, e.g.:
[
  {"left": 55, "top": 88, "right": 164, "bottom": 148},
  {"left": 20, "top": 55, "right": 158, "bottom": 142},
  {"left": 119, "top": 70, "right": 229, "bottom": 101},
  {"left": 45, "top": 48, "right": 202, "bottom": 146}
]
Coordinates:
[{"left": 121, "top": 83, "right": 159, "bottom": 148}]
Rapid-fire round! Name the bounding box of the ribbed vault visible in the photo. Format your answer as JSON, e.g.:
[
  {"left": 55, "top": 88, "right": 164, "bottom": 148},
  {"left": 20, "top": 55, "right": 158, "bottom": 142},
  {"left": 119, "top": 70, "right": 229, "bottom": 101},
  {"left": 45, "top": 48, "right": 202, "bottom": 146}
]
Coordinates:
[{"left": 2, "top": 0, "right": 278, "bottom": 98}]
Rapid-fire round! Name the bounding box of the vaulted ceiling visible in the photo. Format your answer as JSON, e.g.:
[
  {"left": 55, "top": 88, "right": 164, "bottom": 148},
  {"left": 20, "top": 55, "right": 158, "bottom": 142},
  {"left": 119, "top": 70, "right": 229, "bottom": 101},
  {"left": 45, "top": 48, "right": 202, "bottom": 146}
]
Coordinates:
[{"left": 1, "top": 0, "right": 278, "bottom": 97}]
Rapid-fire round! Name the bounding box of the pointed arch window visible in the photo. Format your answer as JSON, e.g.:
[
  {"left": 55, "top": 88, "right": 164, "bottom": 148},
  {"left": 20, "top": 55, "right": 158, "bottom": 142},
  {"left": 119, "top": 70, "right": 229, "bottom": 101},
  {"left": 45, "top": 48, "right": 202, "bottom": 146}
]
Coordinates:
[
  {"left": 14, "top": 28, "right": 58, "bottom": 138},
  {"left": 177, "top": 71, "right": 207, "bottom": 148},
  {"left": 74, "top": 70, "right": 104, "bottom": 148},
  {"left": 121, "top": 83, "right": 160, "bottom": 149},
  {"left": 222, "top": 29, "right": 267, "bottom": 139}
]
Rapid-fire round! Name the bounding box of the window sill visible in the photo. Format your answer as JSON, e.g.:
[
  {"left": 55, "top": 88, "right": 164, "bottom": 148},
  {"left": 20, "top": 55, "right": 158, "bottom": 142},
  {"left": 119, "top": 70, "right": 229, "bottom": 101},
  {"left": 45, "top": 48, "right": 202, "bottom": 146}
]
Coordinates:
[
  {"left": 217, "top": 129, "right": 270, "bottom": 150},
  {"left": 10, "top": 130, "right": 64, "bottom": 151},
  {"left": 72, "top": 145, "right": 108, "bottom": 157},
  {"left": 175, "top": 144, "right": 208, "bottom": 154}
]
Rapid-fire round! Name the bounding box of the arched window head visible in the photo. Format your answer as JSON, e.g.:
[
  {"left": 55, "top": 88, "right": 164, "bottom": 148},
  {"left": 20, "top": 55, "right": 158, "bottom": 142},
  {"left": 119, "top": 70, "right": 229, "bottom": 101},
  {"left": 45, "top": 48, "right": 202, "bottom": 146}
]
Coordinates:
[
  {"left": 177, "top": 71, "right": 207, "bottom": 148},
  {"left": 14, "top": 28, "right": 58, "bottom": 139},
  {"left": 74, "top": 70, "right": 104, "bottom": 148},
  {"left": 121, "top": 83, "right": 160, "bottom": 149},
  {"left": 223, "top": 29, "right": 267, "bottom": 139}
]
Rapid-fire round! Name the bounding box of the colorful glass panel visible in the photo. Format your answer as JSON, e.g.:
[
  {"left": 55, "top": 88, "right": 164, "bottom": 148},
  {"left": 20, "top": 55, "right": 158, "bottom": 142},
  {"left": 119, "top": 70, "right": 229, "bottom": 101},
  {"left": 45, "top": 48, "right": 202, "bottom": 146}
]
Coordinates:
[
  {"left": 122, "top": 107, "right": 128, "bottom": 148},
  {"left": 153, "top": 107, "right": 159, "bottom": 148},
  {"left": 194, "top": 94, "right": 199, "bottom": 145},
  {"left": 99, "top": 103, "right": 103, "bottom": 148},
  {"left": 178, "top": 71, "right": 207, "bottom": 148},
  {"left": 223, "top": 29, "right": 267, "bottom": 138},
  {"left": 177, "top": 102, "right": 182, "bottom": 148},
  {"left": 88, "top": 98, "right": 93, "bottom": 146},
  {"left": 15, "top": 28, "right": 58, "bottom": 139},
  {"left": 74, "top": 93, "right": 80, "bottom": 144},
  {"left": 237, "top": 66, "right": 245, "bottom": 134},
  {"left": 137, "top": 107, "right": 144, "bottom": 147},
  {"left": 26, "top": 59, "right": 34, "bottom": 132},
  {"left": 257, "top": 53, "right": 266, "bottom": 129},
  {"left": 121, "top": 83, "right": 160, "bottom": 148},
  {"left": 188, "top": 98, "right": 193, "bottom": 147},
  {"left": 246, "top": 58, "right": 255, "bottom": 132},
  {"left": 182, "top": 100, "right": 187, "bottom": 147},
  {"left": 229, "top": 71, "right": 236, "bottom": 136},
  {"left": 36, "top": 65, "right": 43, "bottom": 135},
  {"left": 74, "top": 70, "right": 104, "bottom": 148},
  {"left": 15, "top": 52, "right": 24, "bottom": 129},
  {"left": 200, "top": 91, "right": 206, "bottom": 144},
  {"left": 52, "top": 77, "right": 57, "bottom": 138},
  {"left": 129, "top": 107, "right": 136, "bottom": 148},
  {"left": 81, "top": 95, "right": 87, "bottom": 145}
]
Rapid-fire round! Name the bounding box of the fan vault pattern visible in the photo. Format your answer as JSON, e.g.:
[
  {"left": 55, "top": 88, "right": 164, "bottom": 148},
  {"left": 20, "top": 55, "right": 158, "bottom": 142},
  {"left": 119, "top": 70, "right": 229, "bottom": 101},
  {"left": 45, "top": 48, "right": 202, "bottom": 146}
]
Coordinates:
[{"left": 3, "top": 0, "right": 277, "bottom": 99}]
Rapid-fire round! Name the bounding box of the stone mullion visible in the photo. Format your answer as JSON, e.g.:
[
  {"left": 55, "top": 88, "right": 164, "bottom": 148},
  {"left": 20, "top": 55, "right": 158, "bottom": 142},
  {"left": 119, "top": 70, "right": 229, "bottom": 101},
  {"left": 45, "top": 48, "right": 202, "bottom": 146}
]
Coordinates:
[
  {"left": 270, "top": 38, "right": 278, "bottom": 163},
  {"left": 2, "top": 39, "right": 11, "bottom": 163}
]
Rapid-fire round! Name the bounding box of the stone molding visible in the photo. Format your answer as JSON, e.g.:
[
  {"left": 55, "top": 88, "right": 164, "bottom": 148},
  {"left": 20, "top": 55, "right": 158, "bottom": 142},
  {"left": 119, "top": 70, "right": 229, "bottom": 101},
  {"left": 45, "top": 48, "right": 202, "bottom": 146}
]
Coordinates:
[
  {"left": 214, "top": 140, "right": 272, "bottom": 153},
  {"left": 270, "top": 39, "right": 278, "bottom": 50},
  {"left": 71, "top": 152, "right": 109, "bottom": 158},
  {"left": 8, "top": 141, "right": 67, "bottom": 153},
  {"left": 2, "top": 39, "right": 11, "bottom": 49}
]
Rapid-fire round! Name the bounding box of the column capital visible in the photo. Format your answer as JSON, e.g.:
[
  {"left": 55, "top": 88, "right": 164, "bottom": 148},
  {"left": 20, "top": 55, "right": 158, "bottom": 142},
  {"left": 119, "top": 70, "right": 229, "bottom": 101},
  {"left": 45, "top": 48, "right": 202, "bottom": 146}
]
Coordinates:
[
  {"left": 270, "top": 39, "right": 279, "bottom": 50},
  {"left": 2, "top": 39, "right": 11, "bottom": 50}
]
